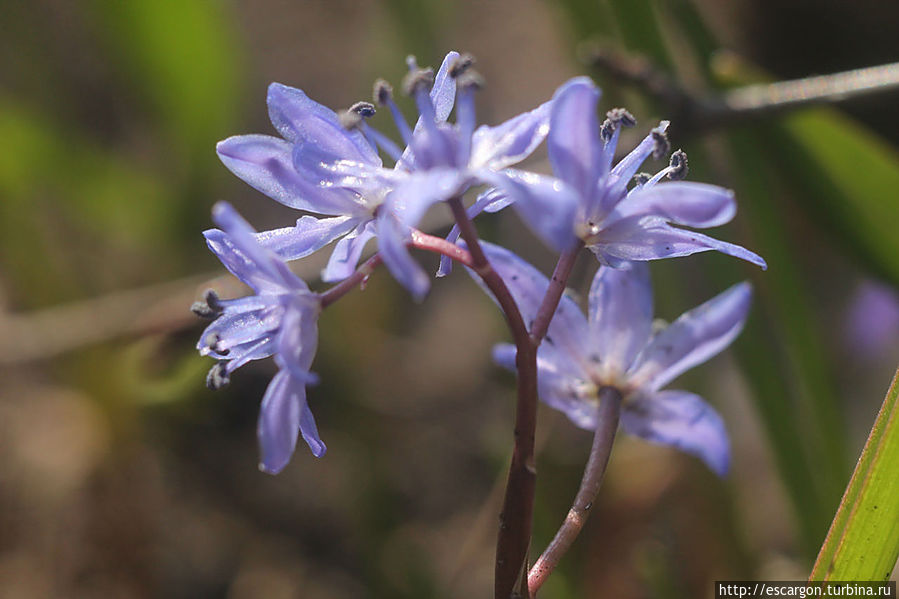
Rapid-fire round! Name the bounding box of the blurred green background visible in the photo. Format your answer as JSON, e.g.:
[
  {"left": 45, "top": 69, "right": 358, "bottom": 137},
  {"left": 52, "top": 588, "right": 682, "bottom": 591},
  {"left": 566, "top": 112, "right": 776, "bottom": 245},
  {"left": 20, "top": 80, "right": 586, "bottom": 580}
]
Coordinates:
[{"left": 1, "top": 0, "right": 898, "bottom": 597}]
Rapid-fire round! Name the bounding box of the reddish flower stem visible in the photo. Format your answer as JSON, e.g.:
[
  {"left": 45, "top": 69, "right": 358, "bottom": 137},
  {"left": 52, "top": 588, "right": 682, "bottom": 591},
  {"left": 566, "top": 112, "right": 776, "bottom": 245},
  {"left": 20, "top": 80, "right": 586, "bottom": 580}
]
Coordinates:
[
  {"left": 529, "top": 243, "right": 582, "bottom": 345},
  {"left": 318, "top": 230, "right": 475, "bottom": 308},
  {"left": 446, "top": 197, "right": 538, "bottom": 599},
  {"left": 528, "top": 386, "right": 622, "bottom": 596}
]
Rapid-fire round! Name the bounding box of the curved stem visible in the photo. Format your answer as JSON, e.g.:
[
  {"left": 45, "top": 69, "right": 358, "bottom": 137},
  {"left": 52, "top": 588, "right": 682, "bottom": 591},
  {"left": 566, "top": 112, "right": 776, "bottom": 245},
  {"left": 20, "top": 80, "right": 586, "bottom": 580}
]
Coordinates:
[
  {"left": 446, "top": 197, "right": 538, "bottom": 599},
  {"left": 529, "top": 243, "right": 582, "bottom": 345},
  {"left": 528, "top": 386, "right": 622, "bottom": 596},
  {"left": 318, "top": 230, "right": 475, "bottom": 308}
]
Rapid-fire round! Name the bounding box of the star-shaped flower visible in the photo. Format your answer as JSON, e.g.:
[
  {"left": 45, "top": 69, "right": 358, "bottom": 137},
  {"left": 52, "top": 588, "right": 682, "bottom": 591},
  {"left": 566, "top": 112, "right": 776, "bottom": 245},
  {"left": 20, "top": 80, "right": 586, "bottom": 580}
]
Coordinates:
[
  {"left": 196, "top": 201, "right": 325, "bottom": 473},
  {"left": 215, "top": 51, "right": 552, "bottom": 299},
  {"left": 489, "top": 77, "right": 767, "bottom": 270},
  {"left": 480, "top": 242, "right": 750, "bottom": 475}
]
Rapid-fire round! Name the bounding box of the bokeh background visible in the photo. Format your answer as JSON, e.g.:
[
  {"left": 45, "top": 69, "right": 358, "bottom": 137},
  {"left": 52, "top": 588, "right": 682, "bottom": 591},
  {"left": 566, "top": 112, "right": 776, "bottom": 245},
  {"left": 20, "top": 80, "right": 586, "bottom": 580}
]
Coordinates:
[{"left": 2, "top": 0, "right": 899, "bottom": 597}]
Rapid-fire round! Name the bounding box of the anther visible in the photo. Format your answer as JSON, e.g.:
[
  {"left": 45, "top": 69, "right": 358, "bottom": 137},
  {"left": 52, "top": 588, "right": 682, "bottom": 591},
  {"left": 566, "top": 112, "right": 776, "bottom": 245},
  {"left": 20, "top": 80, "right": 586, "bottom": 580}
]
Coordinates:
[
  {"left": 651, "top": 125, "right": 670, "bottom": 160},
  {"left": 601, "top": 107, "right": 637, "bottom": 143},
  {"left": 373, "top": 79, "right": 393, "bottom": 105},
  {"left": 600, "top": 118, "right": 615, "bottom": 143},
  {"left": 455, "top": 69, "right": 484, "bottom": 91},
  {"left": 633, "top": 172, "right": 652, "bottom": 186},
  {"left": 448, "top": 53, "right": 476, "bottom": 78},
  {"left": 338, "top": 101, "right": 376, "bottom": 130},
  {"left": 203, "top": 331, "right": 222, "bottom": 352},
  {"left": 350, "top": 101, "right": 376, "bottom": 118},
  {"left": 402, "top": 67, "right": 435, "bottom": 96},
  {"left": 667, "top": 149, "right": 688, "bottom": 180},
  {"left": 205, "top": 362, "right": 230, "bottom": 391},
  {"left": 191, "top": 289, "right": 223, "bottom": 319},
  {"left": 606, "top": 107, "right": 636, "bottom": 128}
]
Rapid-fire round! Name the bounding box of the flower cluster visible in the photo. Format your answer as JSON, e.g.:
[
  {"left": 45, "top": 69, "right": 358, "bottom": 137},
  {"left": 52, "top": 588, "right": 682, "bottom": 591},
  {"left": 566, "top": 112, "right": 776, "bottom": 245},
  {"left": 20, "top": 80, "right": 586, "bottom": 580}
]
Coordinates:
[{"left": 195, "top": 50, "right": 765, "bottom": 475}]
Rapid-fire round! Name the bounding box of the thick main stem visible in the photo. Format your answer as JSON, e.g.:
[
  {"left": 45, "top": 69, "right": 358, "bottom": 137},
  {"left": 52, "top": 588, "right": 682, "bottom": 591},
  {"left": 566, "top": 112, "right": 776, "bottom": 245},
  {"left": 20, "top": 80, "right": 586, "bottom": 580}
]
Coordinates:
[
  {"left": 446, "top": 198, "right": 537, "bottom": 599},
  {"left": 528, "top": 386, "right": 622, "bottom": 595}
]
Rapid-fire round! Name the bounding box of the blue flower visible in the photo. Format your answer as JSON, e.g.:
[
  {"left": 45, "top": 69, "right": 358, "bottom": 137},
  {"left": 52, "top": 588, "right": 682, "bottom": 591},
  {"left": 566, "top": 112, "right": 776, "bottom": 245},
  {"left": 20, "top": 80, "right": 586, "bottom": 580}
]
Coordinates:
[
  {"left": 488, "top": 77, "right": 767, "bottom": 270},
  {"left": 215, "top": 51, "right": 552, "bottom": 299},
  {"left": 196, "top": 201, "right": 325, "bottom": 474},
  {"left": 478, "top": 242, "right": 751, "bottom": 476}
]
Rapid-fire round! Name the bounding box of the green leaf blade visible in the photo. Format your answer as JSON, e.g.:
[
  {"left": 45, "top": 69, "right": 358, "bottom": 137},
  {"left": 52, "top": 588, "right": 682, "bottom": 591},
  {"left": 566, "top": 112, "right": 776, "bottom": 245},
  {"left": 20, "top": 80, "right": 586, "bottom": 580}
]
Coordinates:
[{"left": 812, "top": 368, "right": 899, "bottom": 581}]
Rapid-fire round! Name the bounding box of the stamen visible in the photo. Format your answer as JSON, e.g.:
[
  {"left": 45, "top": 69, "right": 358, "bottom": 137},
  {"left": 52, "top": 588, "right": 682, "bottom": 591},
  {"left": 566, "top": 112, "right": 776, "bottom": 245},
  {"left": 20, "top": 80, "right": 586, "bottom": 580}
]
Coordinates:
[
  {"left": 455, "top": 69, "right": 485, "bottom": 91},
  {"left": 606, "top": 107, "right": 636, "bottom": 128},
  {"left": 351, "top": 101, "right": 376, "bottom": 117},
  {"left": 405, "top": 65, "right": 441, "bottom": 143},
  {"left": 373, "top": 79, "right": 393, "bottom": 106},
  {"left": 632, "top": 172, "right": 652, "bottom": 186},
  {"left": 191, "top": 289, "right": 223, "bottom": 319},
  {"left": 338, "top": 111, "right": 362, "bottom": 130},
  {"left": 402, "top": 66, "right": 435, "bottom": 96},
  {"left": 373, "top": 78, "right": 412, "bottom": 145},
  {"left": 601, "top": 108, "right": 637, "bottom": 143},
  {"left": 600, "top": 118, "right": 615, "bottom": 143},
  {"left": 455, "top": 72, "right": 482, "bottom": 166},
  {"left": 449, "top": 53, "right": 476, "bottom": 78},
  {"left": 338, "top": 101, "right": 377, "bottom": 130},
  {"left": 205, "top": 362, "right": 230, "bottom": 390},
  {"left": 651, "top": 125, "right": 670, "bottom": 160},
  {"left": 203, "top": 331, "right": 228, "bottom": 354},
  {"left": 361, "top": 124, "right": 403, "bottom": 161},
  {"left": 667, "top": 149, "right": 688, "bottom": 180}
]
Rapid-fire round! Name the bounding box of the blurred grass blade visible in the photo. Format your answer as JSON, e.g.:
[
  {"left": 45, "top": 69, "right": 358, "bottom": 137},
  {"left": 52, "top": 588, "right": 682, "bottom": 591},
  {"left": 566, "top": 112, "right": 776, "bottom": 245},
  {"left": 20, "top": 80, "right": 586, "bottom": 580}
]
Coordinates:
[
  {"left": 725, "top": 133, "right": 849, "bottom": 554},
  {"left": 811, "top": 368, "right": 899, "bottom": 581},
  {"left": 606, "top": 0, "right": 671, "bottom": 70},
  {"left": 714, "top": 55, "right": 899, "bottom": 287},
  {"left": 767, "top": 112, "right": 899, "bottom": 286},
  {"left": 90, "top": 0, "right": 242, "bottom": 164}
]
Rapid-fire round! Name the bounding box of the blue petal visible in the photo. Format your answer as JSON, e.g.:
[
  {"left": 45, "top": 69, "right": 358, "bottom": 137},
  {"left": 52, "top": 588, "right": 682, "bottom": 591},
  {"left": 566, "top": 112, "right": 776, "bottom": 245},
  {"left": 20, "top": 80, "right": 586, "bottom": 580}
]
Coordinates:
[
  {"left": 591, "top": 216, "right": 768, "bottom": 269},
  {"left": 224, "top": 338, "right": 277, "bottom": 373},
  {"left": 629, "top": 281, "right": 752, "bottom": 392},
  {"left": 470, "top": 99, "right": 551, "bottom": 170},
  {"left": 377, "top": 211, "right": 430, "bottom": 300},
  {"left": 388, "top": 168, "right": 468, "bottom": 228},
  {"left": 487, "top": 169, "right": 580, "bottom": 252},
  {"left": 208, "top": 202, "right": 308, "bottom": 293},
  {"left": 492, "top": 343, "right": 518, "bottom": 370},
  {"left": 255, "top": 215, "right": 358, "bottom": 262},
  {"left": 621, "top": 390, "right": 730, "bottom": 476},
  {"left": 588, "top": 262, "right": 654, "bottom": 376},
  {"left": 275, "top": 299, "right": 319, "bottom": 376},
  {"left": 298, "top": 394, "right": 326, "bottom": 458},
  {"left": 431, "top": 51, "right": 460, "bottom": 123},
  {"left": 216, "top": 134, "right": 360, "bottom": 215},
  {"left": 613, "top": 182, "right": 736, "bottom": 228},
  {"left": 198, "top": 307, "right": 280, "bottom": 356},
  {"left": 436, "top": 188, "right": 509, "bottom": 278},
  {"left": 547, "top": 77, "right": 602, "bottom": 201},
  {"left": 267, "top": 82, "right": 380, "bottom": 166},
  {"left": 321, "top": 221, "right": 377, "bottom": 282},
  {"left": 494, "top": 342, "right": 597, "bottom": 431},
  {"left": 257, "top": 370, "right": 300, "bottom": 473},
  {"left": 473, "top": 242, "right": 589, "bottom": 363}
]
